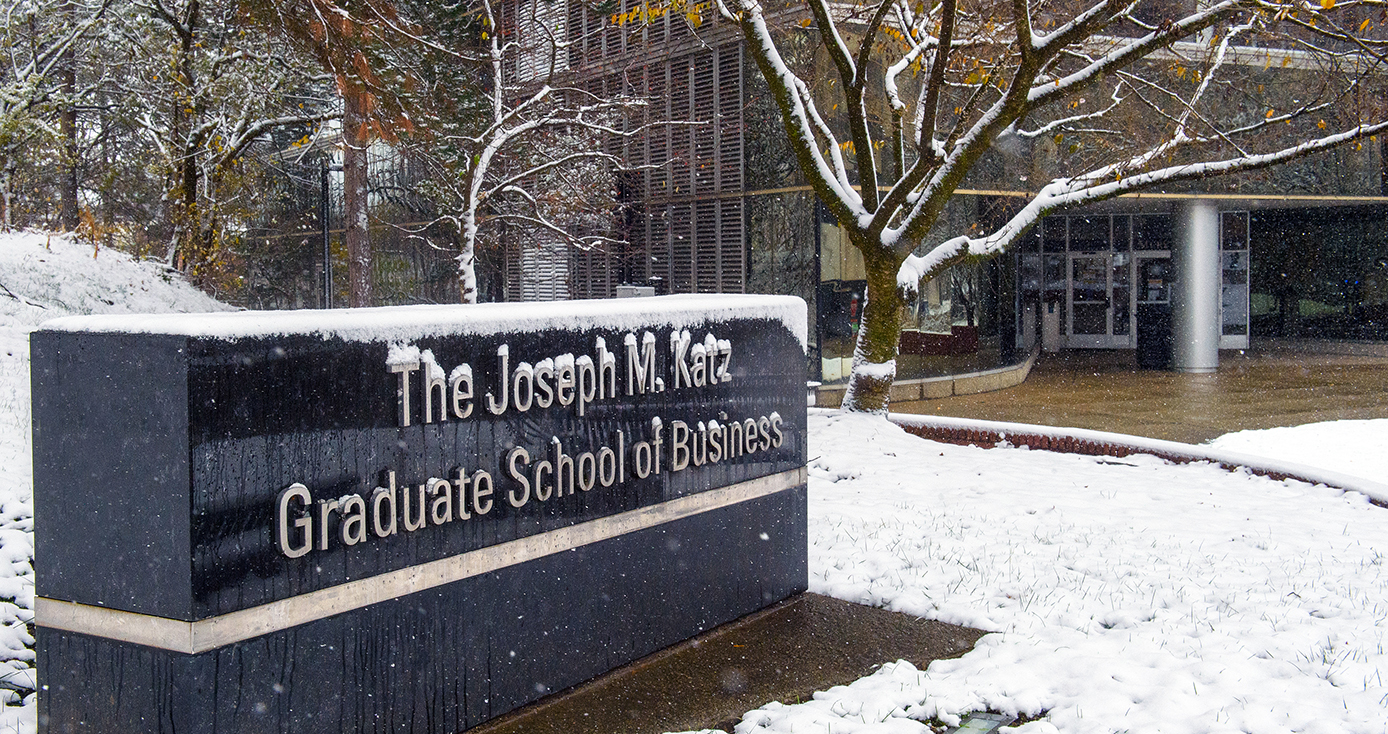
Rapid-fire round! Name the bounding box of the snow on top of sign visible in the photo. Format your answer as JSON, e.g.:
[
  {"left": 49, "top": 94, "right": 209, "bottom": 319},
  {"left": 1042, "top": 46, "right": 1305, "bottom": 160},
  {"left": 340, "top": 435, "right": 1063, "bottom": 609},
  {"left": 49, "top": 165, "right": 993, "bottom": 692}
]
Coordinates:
[{"left": 39, "top": 294, "right": 809, "bottom": 349}]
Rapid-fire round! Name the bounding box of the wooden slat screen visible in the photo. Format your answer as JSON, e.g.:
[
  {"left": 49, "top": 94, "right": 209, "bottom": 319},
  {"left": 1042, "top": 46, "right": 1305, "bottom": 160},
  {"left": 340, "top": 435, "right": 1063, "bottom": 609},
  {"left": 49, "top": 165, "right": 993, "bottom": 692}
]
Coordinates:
[{"left": 550, "top": 1, "right": 748, "bottom": 298}]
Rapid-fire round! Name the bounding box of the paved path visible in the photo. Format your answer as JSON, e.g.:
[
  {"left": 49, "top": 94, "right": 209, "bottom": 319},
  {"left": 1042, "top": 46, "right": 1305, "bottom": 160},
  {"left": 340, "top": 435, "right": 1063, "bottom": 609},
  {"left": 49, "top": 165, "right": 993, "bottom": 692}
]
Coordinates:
[
  {"left": 468, "top": 594, "right": 982, "bottom": 734},
  {"left": 894, "top": 345, "right": 1388, "bottom": 444}
]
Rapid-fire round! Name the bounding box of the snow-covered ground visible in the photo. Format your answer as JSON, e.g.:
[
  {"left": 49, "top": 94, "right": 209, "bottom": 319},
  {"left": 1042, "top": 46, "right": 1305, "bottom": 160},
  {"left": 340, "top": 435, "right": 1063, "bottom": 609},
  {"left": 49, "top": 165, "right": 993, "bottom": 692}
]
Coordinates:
[
  {"left": 3, "top": 232, "right": 1388, "bottom": 734},
  {"left": 678, "top": 413, "right": 1388, "bottom": 734},
  {"left": 0, "top": 232, "right": 229, "bottom": 733},
  {"left": 1208, "top": 420, "right": 1388, "bottom": 485}
]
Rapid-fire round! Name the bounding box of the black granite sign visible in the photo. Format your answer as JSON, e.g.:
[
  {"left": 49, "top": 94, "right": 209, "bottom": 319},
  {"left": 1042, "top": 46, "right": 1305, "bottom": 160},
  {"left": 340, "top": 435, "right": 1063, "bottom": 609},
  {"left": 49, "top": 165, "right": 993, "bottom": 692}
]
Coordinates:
[{"left": 32, "top": 295, "right": 807, "bottom": 733}]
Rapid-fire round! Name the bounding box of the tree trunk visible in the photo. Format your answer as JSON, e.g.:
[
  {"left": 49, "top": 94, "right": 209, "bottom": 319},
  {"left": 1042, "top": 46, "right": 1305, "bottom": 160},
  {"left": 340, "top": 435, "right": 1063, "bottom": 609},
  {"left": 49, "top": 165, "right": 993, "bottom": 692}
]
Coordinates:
[
  {"left": 458, "top": 205, "right": 479, "bottom": 304},
  {"left": 99, "top": 104, "right": 114, "bottom": 250},
  {"left": 167, "top": 11, "right": 196, "bottom": 270},
  {"left": 841, "top": 247, "right": 905, "bottom": 413},
  {"left": 1, "top": 162, "right": 12, "bottom": 230},
  {"left": 176, "top": 144, "right": 200, "bottom": 275},
  {"left": 343, "top": 89, "right": 371, "bottom": 307},
  {"left": 60, "top": 94, "right": 79, "bottom": 231},
  {"left": 58, "top": 1, "right": 79, "bottom": 232}
]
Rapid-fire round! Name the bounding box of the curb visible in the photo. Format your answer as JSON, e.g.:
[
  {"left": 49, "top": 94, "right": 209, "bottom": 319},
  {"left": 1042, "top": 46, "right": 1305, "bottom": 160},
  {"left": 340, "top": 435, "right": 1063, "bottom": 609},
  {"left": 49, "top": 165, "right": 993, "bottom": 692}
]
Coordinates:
[{"left": 815, "top": 409, "right": 1388, "bottom": 508}]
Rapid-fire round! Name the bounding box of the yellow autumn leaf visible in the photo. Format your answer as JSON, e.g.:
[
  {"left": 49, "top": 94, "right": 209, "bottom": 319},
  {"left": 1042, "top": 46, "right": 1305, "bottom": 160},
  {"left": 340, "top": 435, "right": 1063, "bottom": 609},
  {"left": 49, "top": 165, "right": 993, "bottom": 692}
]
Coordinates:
[
  {"left": 1266, "top": 109, "right": 1276, "bottom": 118},
  {"left": 799, "top": 17, "right": 812, "bottom": 26},
  {"left": 1320, "top": 0, "right": 1333, "bottom": 9},
  {"left": 1318, "top": 119, "right": 1327, "bottom": 129},
  {"left": 1054, "top": 133, "right": 1064, "bottom": 144},
  {"left": 1360, "top": 18, "right": 1372, "bottom": 32}
]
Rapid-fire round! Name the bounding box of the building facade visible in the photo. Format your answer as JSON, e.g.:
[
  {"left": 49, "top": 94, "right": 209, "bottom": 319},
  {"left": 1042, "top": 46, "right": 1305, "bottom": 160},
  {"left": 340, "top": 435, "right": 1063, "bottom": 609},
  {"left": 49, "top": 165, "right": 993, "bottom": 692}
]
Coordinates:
[
  {"left": 548, "top": 0, "right": 1388, "bottom": 383},
  {"left": 248, "top": 1, "right": 1388, "bottom": 384}
]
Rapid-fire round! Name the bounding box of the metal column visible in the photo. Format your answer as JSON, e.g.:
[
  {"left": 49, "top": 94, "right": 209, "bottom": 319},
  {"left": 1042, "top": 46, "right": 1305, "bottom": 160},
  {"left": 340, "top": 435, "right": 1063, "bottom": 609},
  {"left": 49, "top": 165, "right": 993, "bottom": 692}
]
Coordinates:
[{"left": 1172, "top": 200, "right": 1221, "bottom": 373}]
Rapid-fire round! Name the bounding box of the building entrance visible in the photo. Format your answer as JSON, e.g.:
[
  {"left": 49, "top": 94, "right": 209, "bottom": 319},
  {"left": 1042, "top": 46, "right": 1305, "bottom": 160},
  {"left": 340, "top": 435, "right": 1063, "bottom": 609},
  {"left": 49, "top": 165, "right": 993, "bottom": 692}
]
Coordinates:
[{"left": 1019, "top": 212, "right": 1252, "bottom": 352}]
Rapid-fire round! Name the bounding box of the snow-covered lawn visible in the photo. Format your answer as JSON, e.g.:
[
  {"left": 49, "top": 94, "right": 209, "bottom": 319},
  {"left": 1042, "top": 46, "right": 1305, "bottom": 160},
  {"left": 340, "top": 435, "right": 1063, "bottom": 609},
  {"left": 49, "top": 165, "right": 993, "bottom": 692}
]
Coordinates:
[
  {"left": 1208, "top": 420, "right": 1388, "bottom": 486},
  {"left": 4, "top": 232, "right": 1388, "bottom": 734},
  {"left": 693, "top": 412, "right": 1388, "bottom": 734}
]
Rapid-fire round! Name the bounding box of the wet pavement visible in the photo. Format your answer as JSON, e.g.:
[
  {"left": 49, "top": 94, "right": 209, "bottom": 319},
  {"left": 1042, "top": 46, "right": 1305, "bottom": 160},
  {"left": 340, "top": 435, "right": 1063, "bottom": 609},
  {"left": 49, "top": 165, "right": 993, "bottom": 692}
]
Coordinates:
[
  {"left": 894, "top": 342, "right": 1388, "bottom": 444},
  {"left": 467, "top": 593, "right": 984, "bottom": 734}
]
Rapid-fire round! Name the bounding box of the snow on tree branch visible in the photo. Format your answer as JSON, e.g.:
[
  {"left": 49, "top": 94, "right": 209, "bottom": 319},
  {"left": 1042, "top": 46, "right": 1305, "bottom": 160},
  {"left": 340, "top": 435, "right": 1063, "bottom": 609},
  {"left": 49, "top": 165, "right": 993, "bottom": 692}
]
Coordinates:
[{"left": 899, "top": 119, "right": 1388, "bottom": 296}]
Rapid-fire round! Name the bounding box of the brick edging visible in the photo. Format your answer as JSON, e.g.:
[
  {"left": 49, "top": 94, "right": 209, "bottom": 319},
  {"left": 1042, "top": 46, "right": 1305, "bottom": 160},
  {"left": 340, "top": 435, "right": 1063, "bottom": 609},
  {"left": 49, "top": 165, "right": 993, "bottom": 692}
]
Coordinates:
[{"left": 884, "top": 416, "right": 1388, "bottom": 509}]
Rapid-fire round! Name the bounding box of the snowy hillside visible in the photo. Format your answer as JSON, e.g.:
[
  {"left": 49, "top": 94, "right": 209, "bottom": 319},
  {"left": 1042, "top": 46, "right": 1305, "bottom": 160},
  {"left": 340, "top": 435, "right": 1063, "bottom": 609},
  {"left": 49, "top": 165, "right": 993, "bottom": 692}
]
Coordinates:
[
  {"left": 0, "top": 232, "right": 231, "bottom": 732},
  {"left": 0, "top": 232, "right": 229, "bottom": 439}
]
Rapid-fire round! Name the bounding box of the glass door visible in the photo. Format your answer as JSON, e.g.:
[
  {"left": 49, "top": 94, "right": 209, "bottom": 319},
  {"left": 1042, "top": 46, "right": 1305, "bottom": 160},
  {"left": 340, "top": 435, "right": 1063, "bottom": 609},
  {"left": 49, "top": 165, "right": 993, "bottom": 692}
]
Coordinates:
[
  {"left": 1067, "top": 253, "right": 1134, "bottom": 347},
  {"left": 1220, "top": 211, "right": 1250, "bottom": 349},
  {"left": 1111, "top": 251, "right": 1132, "bottom": 344},
  {"left": 1065, "top": 248, "right": 1132, "bottom": 346},
  {"left": 1068, "top": 254, "right": 1110, "bottom": 346}
]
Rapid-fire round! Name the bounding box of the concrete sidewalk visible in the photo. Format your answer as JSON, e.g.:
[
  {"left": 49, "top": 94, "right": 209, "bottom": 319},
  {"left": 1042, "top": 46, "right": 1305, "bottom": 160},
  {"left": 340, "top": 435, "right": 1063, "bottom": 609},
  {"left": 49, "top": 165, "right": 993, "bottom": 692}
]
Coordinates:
[{"left": 894, "top": 344, "right": 1388, "bottom": 444}]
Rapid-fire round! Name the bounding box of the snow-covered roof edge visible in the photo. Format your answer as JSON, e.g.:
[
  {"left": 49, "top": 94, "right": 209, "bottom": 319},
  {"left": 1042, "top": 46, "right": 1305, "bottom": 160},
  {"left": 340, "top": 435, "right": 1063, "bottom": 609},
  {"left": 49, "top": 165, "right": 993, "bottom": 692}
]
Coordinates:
[
  {"left": 816, "top": 409, "right": 1388, "bottom": 505},
  {"left": 37, "top": 294, "right": 810, "bottom": 351}
]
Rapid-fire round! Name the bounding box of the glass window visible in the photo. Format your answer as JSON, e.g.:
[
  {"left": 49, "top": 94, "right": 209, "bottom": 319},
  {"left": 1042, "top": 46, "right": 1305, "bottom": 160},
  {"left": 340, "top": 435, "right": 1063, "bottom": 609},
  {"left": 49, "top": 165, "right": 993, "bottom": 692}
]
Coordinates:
[
  {"left": 1070, "top": 216, "right": 1110, "bottom": 252},
  {"left": 1222, "top": 251, "right": 1248, "bottom": 285},
  {"left": 1112, "top": 253, "right": 1131, "bottom": 336},
  {"left": 1133, "top": 215, "right": 1172, "bottom": 251},
  {"left": 1222, "top": 211, "right": 1249, "bottom": 250},
  {"left": 1043, "top": 253, "right": 1066, "bottom": 291},
  {"left": 1019, "top": 253, "right": 1041, "bottom": 293},
  {"left": 1112, "top": 215, "right": 1131, "bottom": 251},
  {"left": 1018, "top": 225, "right": 1042, "bottom": 253},
  {"left": 1042, "top": 217, "right": 1067, "bottom": 252},
  {"left": 1139, "top": 258, "right": 1171, "bottom": 303}
]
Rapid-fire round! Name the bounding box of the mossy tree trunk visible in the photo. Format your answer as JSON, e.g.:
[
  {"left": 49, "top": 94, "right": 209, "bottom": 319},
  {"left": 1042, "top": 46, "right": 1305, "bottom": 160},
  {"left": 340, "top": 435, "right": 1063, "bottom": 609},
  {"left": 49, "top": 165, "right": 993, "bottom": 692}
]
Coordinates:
[{"left": 842, "top": 243, "right": 906, "bottom": 413}]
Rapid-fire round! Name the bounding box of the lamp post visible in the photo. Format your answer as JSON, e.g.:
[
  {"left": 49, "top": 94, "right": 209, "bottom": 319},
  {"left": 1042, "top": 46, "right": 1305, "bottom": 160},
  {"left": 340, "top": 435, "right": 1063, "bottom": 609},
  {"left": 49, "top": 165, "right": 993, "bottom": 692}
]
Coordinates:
[{"left": 320, "top": 160, "right": 343, "bottom": 309}]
